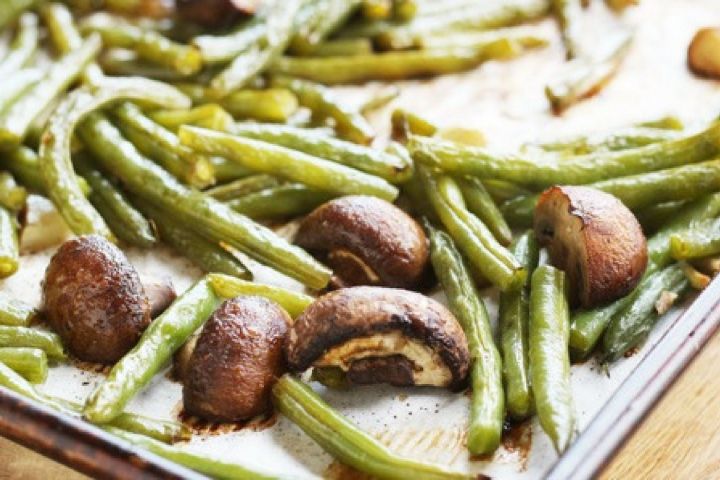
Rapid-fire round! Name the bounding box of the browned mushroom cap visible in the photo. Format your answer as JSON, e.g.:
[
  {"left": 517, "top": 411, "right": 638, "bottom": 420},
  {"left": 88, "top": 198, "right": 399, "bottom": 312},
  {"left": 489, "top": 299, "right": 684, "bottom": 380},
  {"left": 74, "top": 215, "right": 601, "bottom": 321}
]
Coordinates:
[
  {"left": 286, "top": 286, "right": 470, "bottom": 390},
  {"left": 42, "top": 235, "right": 151, "bottom": 364},
  {"left": 688, "top": 28, "right": 720, "bottom": 79},
  {"left": 295, "top": 196, "right": 430, "bottom": 289},
  {"left": 176, "top": 0, "right": 259, "bottom": 27},
  {"left": 534, "top": 186, "right": 648, "bottom": 308},
  {"left": 183, "top": 296, "right": 290, "bottom": 422}
]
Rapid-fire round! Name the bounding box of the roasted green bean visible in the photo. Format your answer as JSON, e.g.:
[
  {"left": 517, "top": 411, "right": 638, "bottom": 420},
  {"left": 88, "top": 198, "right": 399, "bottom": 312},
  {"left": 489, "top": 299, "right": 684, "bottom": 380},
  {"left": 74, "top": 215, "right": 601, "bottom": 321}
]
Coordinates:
[
  {"left": 84, "top": 278, "right": 218, "bottom": 423},
  {"left": 602, "top": 264, "right": 689, "bottom": 362},
  {"left": 537, "top": 127, "right": 682, "bottom": 155},
  {"left": 221, "top": 89, "right": 299, "bottom": 123},
  {"left": 481, "top": 179, "right": 533, "bottom": 204},
  {"left": 529, "top": 265, "right": 574, "bottom": 453},
  {"left": 80, "top": 12, "right": 202, "bottom": 75},
  {"left": 229, "top": 123, "right": 412, "bottom": 183},
  {"left": 179, "top": 125, "right": 398, "bottom": 201},
  {"left": 499, "top": 231, "right": 539, "bottom": 420},
  {"left": 0, "top": 207, "right": 18, "bottom": 278},
  {"left": 208, "top": 273, "right": 313, "bottom": 318},
  {"left": 271, "top": 75, "right": 375, "bottom": 145},
  {"left": 0, "top": 172, "right": 27, "bottom": 212},
  {"left": 410, "top": 121, "right": 720, "bottom": 189},
  {"left": 670, "top": 218, "right": 720, "bottom": 260},
  {"left": 391, "top": 108, "right": 437, "bottom": 141},
  {"left": 360, "top": 86, "right": 400, "bottom": 114},
  {"left": 228, "top": 184, "right": 334, "bottom": 219},
  {"left": 0, "top": 348, "right": 47, "bottom": 383},
  {"left": 0, "top": 13, "right": 38, "bottom": 78},
  {"left": 0, "top": 293, "right": 34, "bottom": 327},
  {"left": 290, "top": 0, "right": 362, "bottom": 55},
  {"left": 456, "top": 176, "right": 512, "bottom": 245},
  {"left": 148, "top": 104, "right": 234, "bottom": 132},
  {"left": 314, "top": 37, "right": 374, "bottom": 57},
  {"left": 0, "top": 0, "right": 37, "bottom": 31},
  {"left": 363, "top": 0, "right": 392, "bottom": 20},
  {"left": 0, "top": 34, "right": 101, "bottom": 150},
  {"left": 635, "top": 201, "right": 688, "bottom": 234},
  {"left": 273, "top": 375, "right": 472, "bottom": 480},
  {"left": 191, "top": 16, "right": 267, "bottom": 64},
  {"left": 427, "top": 224, "right": 503, "bottom": 455},
  {"left": 0, "top": 69, "right": 43, "bottom": 116},
  {"left": 0, "top": 326, "right": 64, "bottom": 360},
  {"left": 206, "top": 174, "right": 280, "bottom": 201},
  {"left": 78, "top": 113, "right": 331, "bottom": 289}
]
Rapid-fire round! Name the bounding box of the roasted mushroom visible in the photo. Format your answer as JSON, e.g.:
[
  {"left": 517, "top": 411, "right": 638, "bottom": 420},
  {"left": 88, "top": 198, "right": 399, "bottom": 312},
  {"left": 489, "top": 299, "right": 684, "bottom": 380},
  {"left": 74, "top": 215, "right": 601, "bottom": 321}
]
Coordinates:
[
  {"left": 142, "top": 276, "right": 177, "bottom": 319},
  {"left": 688, "top": 28, "right": 720, "bottom": 79},
  {"left": 534, "top": 185, "right": 647, "bottom": 308},
  {"left": 295, "top": 196, "right": 429, "bottom": 289},
  {"left": 183, "top": 296, "right": 290, "bottom": 422},
  {"left": 42, "top": 235, "right": 151, "bottom": 364},
  {"left": 176, "top": 0, "right": 259, "bottom": 27},
  {"left": 286, "top": 286, "right": 470, "bottom": 390}
]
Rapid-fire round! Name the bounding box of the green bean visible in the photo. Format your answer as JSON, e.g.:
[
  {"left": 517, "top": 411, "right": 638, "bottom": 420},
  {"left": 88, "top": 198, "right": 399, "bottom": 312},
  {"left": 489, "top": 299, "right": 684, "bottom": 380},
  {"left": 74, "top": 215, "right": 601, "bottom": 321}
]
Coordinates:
[
  {"left": 360, "top": 86, "right": 400, "bottom": 114},
  {"left": 0, "top": 326, "right": 64, "bottom": 360},
  {"left": 210, "top": 157, "right": 253, "bottom": 183},
  {"left": 221, "top": 89, "right": 299, "bottom": 123},
  {"left": 135, "top": 200, "right": 252, "bottom": 280},
  {"left": 391, "top": 108, "right": 437, "bottom": 141},
  {"left": 208, "top": 273, "right": 313, "bottom": 318},
  {"left": 229, "top": 123, "right": 412, "bottom": 183},
  {"left": 377, "top": 0, "right": 550, "bottom": 50},
  {"left": 0, "top": 348, "right": 47, "bottom": 383},
  {"left": 363, "top": 0, "right": 392, "bottom": 19},
  {"left": 417, "top": 166, "right": 524, "bottom": 292},
  {"left": 78, "top": 113, "right": 331, "bottom": 289},
  {"left": 0, "top": 361, "right": 189, "bottom": 442},
  {"left": 206, "top": 175, "right": 280, "bottom": 201},
  {"left": 108, "top": 428, "right": 276, "bottom": 480},
  {"left": 228, "top": 184, "right": 334, "bottom": 219},
  {"left": 0, "top": 34, "right": 101, "bottom": 150},
  {"left": 638, "top": 115, "right": 684, "bottom": 130},
  {"left": 537, "top": 127, "right": 682, "bottom": 155},
  {"left": 602, "top": 264, "right": 689, "bottom": 362},
  {"left": 419, "top": 27, "right": 549, "bottom": 52},
  {"left": 393, "top": 0, "right": 417, "bottom": 20},
  {"left": 179, "top": 125, "right": 398, "bottom": 201},
  {"left": 75, "top": 155, "right": 157, "bottom": 248},
  {"left": 80, "top": 13, "right": 202, "bottom": 75},
  {"left": 0, "top": 0, "right": 37, "bottom": 31},
  {"left": 0, "top": 13, "right": 38, "bottom": 77},
  {"left": 0, "top": 147, "right": 55, "bottom": 195},
  {"left": 456, "top": 176, "right": 512, "bottom": 245},
  {"left": 635, "top": 201, "right": 688, "bottom": 234},
  {"left": 290, "top": 0, "right": 362, "bottom": 55},
  {"left": 670, "top": 218, "right": 720, "bottom": 260},
  {"left": 502, "top": 158, "right": 720, "bottom": 226},
  {"left": 409, "top": 121, "right": 720, "bottom": 189},
  {"left": 84, "top": 278, "right": 218, "bottom": 423},
  {"left": 529, "top": 265, "right": 574, "bottom": 454},
  {"left": 98, "top": 49, "right": 192, "bottom": 82},
  {"left": 271, "top": 75, "right": 375, "bottom": 145},
  {"left": 270, "top": 48, "right": 492, "bottom": 85},
  {"left": 0, "top": 69, "right": 43, "bottom": 116},
  {"left": 482, "top": 179, "right": 532, "bottom": 204},
  {"left": 148, "top": 104, "right": 235, "bottom": 132},
  {"left": 40, "top": 82, "right": 190, "bottom": 240},
  {"left": 679, "top": 261, "right": 710, "bottom": 290},
  {"left": 210, "top": 0, "right": 301, "bottom": 96},
  {"left": 569, "top": 193, "right": 720, "bottom": 359},
  {"left": 499, "top": 231, "right": 539, "bottom": 420},
  {"left": 552, "top": 0, "right": 582, "bottom": 59},
  {"left": 314, "top": 38, "right": 374, "bottom": 57},
  {"left": 113, "top": 102, "right": 215, "bottom": 188},
  {"left": 0, "top": 293, "right": 34, "bottom": 327},
  {"left": 0, "top": 172, "right": 27, "bottom": 212},
  {"left": 0, "top": 207, "right": 18, "bottom": 278},
  {"left": 191, "top": 16, "right": 267, "bottom": 64},
  {"left": 272, "top": 375, "right": 472, "bottom": 480},
  {"left": 546, "top": 32, "right": 631, "bottom": 113},
  {"left": 426, "top": 224, "right": 503, "bottom": 455}
]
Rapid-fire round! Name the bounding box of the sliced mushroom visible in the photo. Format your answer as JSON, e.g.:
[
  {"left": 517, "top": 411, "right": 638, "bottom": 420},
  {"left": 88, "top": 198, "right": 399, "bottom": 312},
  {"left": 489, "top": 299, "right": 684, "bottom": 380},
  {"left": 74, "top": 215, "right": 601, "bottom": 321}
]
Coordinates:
[
  {"left": 688, "top": 28, "right": 720, "bottom": 79},
  {"left": 176, "top": 0, "right": 259, "bottom": 27},
  {"left": 534, "top": 186, "right": 648, "bottom": 308},
  {"left": 295, "top": 196, "right": 429, "bottom": 290},
  {"left": 183, "top": 296, "right": 290, "bottom": 422},
  {"left": 42, "top": 235, "right": 151, "bottom": 364},
  {"left": 286, "top": 286, "right": 470, "bottom": 390}
]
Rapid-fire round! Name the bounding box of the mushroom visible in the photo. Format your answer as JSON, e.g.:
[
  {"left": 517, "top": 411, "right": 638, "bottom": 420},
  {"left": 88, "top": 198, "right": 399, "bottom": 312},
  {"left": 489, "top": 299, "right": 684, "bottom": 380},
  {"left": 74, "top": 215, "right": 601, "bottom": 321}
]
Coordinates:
[
  {"left": 534, "top": 185, "right": 647, "bottom": 308},
  {"left": 688, "top": 28, "right": 720, "bottom": 79},
  {"left": 183, "top": 296, "right": 290, "bottom": 422},
  {"left": 295, "top": 196, "right": 430, "bottom": 290},
  {"left": 142, "top": 276, "right": 177, "bottom": 319},
  {"left": 42, "top": 235, "right": 152, "bottom": 364},
  {"left": 176, "top": 0, "right": 259, "bottom": 27},
  {"left": 286, "top": 286, "right": 470, "bottom": 390}
]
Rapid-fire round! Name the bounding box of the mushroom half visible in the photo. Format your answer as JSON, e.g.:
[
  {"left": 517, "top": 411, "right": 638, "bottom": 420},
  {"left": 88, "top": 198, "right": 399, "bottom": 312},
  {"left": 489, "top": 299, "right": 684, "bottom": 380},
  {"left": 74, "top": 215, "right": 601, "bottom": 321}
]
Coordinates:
[
  {"left": 688, "top": 28, "right": 720, "bottom": 79},
  {"left": 286, "top": 286, "right": 470, "bottom": 390},
  {"left": 534, "top": 185, "right": 648, "bottom": 308},
  {"left": 295, "top": 195, "right": 430, "bottom": 290}
]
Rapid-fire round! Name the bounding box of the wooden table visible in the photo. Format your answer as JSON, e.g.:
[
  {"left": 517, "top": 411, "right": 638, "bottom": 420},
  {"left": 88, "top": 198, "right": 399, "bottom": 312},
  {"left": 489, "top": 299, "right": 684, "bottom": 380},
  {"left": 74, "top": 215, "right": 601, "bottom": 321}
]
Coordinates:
[{"left": 1, "top": 328, "right": 718, "bottom": 478}]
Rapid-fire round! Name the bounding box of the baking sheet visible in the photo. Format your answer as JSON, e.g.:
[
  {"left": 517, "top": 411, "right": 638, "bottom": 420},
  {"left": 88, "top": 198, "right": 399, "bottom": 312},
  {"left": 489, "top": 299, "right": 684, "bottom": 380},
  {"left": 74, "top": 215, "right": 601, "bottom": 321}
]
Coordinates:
[{"left": 3, "top": 0, "right": 720, "bottom": 478}]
